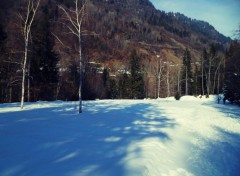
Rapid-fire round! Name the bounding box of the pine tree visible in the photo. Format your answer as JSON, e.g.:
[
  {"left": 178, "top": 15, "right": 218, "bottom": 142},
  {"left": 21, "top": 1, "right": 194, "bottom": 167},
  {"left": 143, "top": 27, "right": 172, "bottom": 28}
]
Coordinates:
[
  {"left": 224, "top": 41, "right": 240, "bottom": 104},
  {"left": 0, "top": 23, "right": 7, "bottom": 102},
  {"left": 102, "top": 68, "right": 109, "bottom": 87},
  {"left": 109, "top": 79, "right": 118, "bottom": 99},
  {"left": 119, "top": 72, "right": 130, "bottom": 99},
  {"left": 30, "top": 5, "right": 58, "bottom": 101},
  {"left": 130, "top": 50, "right": 144, "bottom": 99},
  {"left": 193, "top": 64, "right": 201, "bottom": 96},
  {"left": 201, "top": 48, "right": 208, "bottom": 96},
  {"left": 102, "top": 67, "right": 111, "bottom": 98}
]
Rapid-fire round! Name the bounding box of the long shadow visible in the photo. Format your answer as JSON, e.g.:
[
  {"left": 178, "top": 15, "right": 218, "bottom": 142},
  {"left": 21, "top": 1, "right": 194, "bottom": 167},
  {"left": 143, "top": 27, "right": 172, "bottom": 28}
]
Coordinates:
[
  {"left": 187, "top": 102, "right": 240, "bottom": 176},
  {"left": 188, "top": 127, "right": 240, "bottom": 176},
  {"left": 206, "top": 100, "right": 240, "bottom": 119},
  {"left": 0, "top": 100, "right": 176, "bottom": 176}
]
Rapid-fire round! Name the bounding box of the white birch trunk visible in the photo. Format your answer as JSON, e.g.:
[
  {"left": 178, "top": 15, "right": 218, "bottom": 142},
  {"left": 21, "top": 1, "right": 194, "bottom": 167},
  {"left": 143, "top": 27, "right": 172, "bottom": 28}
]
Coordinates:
[
  {"left": 20, "top": 0, "right": 40, "bottom": 109},
  {"left": 185, "top": 66, "right": 188, "bottom": 95},
  {"left": 201, "top": 58, "right": 205, "bottom": 96},
  {"left": 59, "top": 0, "right": 88, "bottom": 113}
]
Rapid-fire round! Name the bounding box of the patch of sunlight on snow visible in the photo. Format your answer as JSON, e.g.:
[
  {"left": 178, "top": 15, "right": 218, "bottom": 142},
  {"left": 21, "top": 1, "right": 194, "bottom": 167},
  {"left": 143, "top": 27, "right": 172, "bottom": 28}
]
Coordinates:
[
  {"left": 17, "top": 118, "right": 46, "bottom": 122},
  {"left": 162, "top": 168, "right": 194, "bottom": 176},
  {"left": 69, "top": 165, "right": 99, "bottom": 176},
  {"left": 0, "top": 102, "right": 61, "bottom": 113},
  {"left": 180, "top": 95, "right": 217, "bottom": 102},
  {"left": 124, "top": 127, "right": 131, "bottom": 131},
  {"left": 1, "top": 165, "right": 24, "bottom": 176},
  {"left": 104, "top": 136, "right": 122, "bottom": 142},
  {"left": 42, "top": 139, "right": 74, "bottom": 149},
  {"left": 133, "top": 120, "right": 161, "bottom": 125},
  {"left": 54, "top": 151, "right": 80, "bottom": 163},
  {"left": 212, "top": 116, "right": 240, "bottom": 136},
  {"left": 119, "top": 137, "right": 192, "bottom": 176},
  {"left": 112, "top": 127, "right": 121, "bottom": 131},
  {"left": 133, "top": 120, "right": 164, "bottom": 133}
]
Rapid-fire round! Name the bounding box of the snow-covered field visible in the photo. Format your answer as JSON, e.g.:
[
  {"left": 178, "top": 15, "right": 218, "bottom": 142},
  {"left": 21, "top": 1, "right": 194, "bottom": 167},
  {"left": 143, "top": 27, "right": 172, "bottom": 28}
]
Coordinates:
[{"left": 0, "top": 96, "right": 240, "bottom": 176}]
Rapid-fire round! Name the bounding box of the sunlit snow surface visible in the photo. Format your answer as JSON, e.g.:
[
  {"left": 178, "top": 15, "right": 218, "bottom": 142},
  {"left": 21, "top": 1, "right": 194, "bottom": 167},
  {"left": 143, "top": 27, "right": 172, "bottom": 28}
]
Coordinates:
[{"left": 0, "top": 96, "right": 240, "bottom": 176}]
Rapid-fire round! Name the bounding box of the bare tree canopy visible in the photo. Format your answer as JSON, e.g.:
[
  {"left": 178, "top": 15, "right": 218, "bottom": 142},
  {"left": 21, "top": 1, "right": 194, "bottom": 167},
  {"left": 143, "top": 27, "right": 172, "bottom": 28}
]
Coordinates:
[
  {"left": 20, "top": 0, "right": 41, "bottom": 109},
  {"left": 58, "top": 0, "right": 88, "bottom": 113}
]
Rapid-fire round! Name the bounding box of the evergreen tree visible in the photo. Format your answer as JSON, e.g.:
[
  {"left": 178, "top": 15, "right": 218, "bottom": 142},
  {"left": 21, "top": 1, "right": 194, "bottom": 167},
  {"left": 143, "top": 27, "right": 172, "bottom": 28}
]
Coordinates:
[
  {"left": 130, "top": 50, "right": 144, "bottom": 99},
  {"left": 82, "top": 68, "right": 97, "bottom": 100},
  {"left": 0, "top": 23, "right": 8, "bottom": 102},
  {"left": 102, "top": 68, "right": 109, "bottom": 87},
  {"left": 224, "top": 41, "right": 240, "bottom": 104},
  {"left": 119, "top": 72, "right": 131, "bottom": 99},
  {"left": 201, "top": 48, "right": 208, "bottom": 96},
  {"left": 193, "top": 64, "right": 201, "bottom": 96},
  {"left": 108, "top": 79, "right": 118, "bottom": 99},
  {"left": 30, "top": 5, "right": 58, "bottom": 101},
  {"left": 102, "top": 67, "right": 115, "bottom": 99},
  {"left": 181, "top": 48, "right": 193, "bottom": 95},
  {"left": 206, "top": 44, "right": 216, "bottom": 97}
]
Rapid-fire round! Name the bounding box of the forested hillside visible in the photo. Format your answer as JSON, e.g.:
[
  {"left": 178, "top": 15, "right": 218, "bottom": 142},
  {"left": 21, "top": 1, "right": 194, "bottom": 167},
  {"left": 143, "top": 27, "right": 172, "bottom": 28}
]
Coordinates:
[{"left": 0, "top": 0, "right": 239, "bottom": 104}]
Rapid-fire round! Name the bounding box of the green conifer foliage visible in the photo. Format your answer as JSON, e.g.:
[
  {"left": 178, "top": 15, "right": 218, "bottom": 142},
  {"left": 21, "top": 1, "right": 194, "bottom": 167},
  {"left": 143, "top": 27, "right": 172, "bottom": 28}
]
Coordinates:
[
  {"left": 130, "top": 50, "right": 144, "bottom": 99},
  {"left": 30, "top": 5, "right": 58, "bottom": 101},
  {"left": 224, "top": 41, "right": 240, "bottom": 104}
]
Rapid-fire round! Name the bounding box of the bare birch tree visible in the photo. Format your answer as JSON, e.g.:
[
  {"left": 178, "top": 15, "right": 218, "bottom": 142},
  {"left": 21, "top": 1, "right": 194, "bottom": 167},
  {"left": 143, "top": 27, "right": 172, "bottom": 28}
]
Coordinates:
[
  {"left": 201, "top": 55, "right": 205, "bottom": 96},
  {"left": 19, "top": 0, "right": 41, "bottom": 109},
  {"left": 153, "top": 55, "right": 164, "bottom": 98},
  {"left": 212, "top": 57, "right": 224, "bottom": 94},
  {"left": 206, "top": 45, "right": 217, "bottom": 97},
  {"left": 177, "top": 64, "right": 181, "bottom": 95},
  {"left": 165, "top": 61, "right": 171, "bottom": 97},
  {"left": 58, "top": 0, "right": 88, "bottom": 113}
]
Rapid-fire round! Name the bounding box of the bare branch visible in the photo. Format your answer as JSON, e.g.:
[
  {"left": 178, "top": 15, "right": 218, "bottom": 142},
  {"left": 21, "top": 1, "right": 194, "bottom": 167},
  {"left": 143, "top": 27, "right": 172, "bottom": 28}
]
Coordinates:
[
  {"left": 2, "top": 60, "right": 22, "bottom": 65},
  {"left": 20, "top": 0, "right": 41, "bottom": 109},
  {"left": 58, "top": 5, "right": 79, "bottom": 32},
  {"left": 51, "top": 32, "right": 66, "bottom": 47}
]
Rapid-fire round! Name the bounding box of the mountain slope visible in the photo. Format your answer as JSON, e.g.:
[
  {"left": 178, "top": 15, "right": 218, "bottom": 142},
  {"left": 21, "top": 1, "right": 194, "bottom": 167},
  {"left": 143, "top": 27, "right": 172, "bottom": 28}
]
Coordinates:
[
  {"left": 76, "top": 0, "right": 230, "bottom": 67},
  {"left": 0, "top": 0, "right": 232, "bottom": 102}
]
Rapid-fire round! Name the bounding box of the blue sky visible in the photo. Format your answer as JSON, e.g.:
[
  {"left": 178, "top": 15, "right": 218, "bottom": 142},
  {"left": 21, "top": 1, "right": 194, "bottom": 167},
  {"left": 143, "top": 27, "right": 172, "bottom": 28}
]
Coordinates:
[{"left": 149, "top": 0, "right": 240, "bottom": 38}]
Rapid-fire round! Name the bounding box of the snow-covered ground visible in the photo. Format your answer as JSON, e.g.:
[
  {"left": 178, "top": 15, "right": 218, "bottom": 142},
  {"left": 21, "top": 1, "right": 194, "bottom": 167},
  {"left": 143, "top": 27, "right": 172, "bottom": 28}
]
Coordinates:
[{"left": 0, "top": 96, "right": 240, "bottom": 176}]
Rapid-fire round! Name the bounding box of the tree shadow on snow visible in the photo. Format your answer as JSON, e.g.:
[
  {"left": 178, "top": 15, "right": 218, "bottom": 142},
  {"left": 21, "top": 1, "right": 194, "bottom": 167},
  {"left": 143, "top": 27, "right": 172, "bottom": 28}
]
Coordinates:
[
  {"left": 0, "top": 100, "right": 176, "bottom": 176},
  {"left": 188, "top": 102, "right": 240, "bottom": 176},
  {"left": 188, "top": 127, "right": 240, "bottom": 176}
]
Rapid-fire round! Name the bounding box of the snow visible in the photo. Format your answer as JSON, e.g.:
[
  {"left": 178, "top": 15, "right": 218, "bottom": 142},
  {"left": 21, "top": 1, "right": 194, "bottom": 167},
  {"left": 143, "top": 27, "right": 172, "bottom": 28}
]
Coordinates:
[{"left": 0, "top": 97, "right": 240, "bottom": 176}]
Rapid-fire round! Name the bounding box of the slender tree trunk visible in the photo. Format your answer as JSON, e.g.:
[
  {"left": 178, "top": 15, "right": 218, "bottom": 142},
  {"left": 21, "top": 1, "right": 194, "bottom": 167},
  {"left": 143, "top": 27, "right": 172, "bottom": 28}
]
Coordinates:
[
  {"left": 201, "top": 59, "right": 205, "bottom": 95},
  {"left": 157, "top": 75, "right": 161, "bottom": 98},
  {"left": 155, "top": 77, "right": 157, "bottom": 98},
  {"left": 56, "top": 77, "right": 62, "bottom": 100},
  {"left": 157, "top": 59, "right": 162, "bottom": 98},
  {"left": 20, "top": 0, "right": 40, "bottom": 109},
  {"left": 213, "top": 70, "right": 217, "bottom": 94},
  {"left": 9, "top": 86, "right": 12, "bottom": 103},
  {"left": 167, "top": 62, "right": 170, "bottom": 97},
  {"left": 206, "top": 61, "right": 211, "bottom": 98},
  {"left": 27, "top": 62, "right": 30, "bottom": 102},
  {"left": 59, "top": 0, "right": 87, "bottom": 113},
  {"left": 177, "top": 65, "right": 180, "bottom": 93},
  {"left": 185, "top": 66, "right": 188, "bottom": 95},
  {"left": 78, "top": 34, "right": 83, "bottom": 113},
  {"left": 21, "top": 41, "right": 28, "bottom": 109},
  {"left": 213, "top": 60, "right": 222, "bottom": 94},
  {"left": 217, "top": 71, "right": 220, "bottom": 95}
]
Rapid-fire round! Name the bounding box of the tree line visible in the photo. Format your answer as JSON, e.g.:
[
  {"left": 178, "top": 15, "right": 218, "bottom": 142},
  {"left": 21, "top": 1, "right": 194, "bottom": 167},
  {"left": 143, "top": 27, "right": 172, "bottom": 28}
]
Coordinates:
[{"left": 0, "top": 0, "right": 239, "bottom": 108}]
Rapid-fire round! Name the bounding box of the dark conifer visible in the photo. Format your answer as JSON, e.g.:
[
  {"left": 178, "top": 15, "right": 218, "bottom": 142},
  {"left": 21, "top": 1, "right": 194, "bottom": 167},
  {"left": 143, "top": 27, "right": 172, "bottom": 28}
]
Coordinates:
[
  {"left": 30, "top": 5, "right": 58, "bottom": 101},
  {"left": 130, "top": 50, "right": 144, "bottom": 99}
]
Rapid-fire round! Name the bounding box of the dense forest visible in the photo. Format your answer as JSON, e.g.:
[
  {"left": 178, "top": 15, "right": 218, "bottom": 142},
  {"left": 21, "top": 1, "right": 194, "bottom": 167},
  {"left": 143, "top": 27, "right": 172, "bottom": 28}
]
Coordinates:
[{"left": 0, "top": 0, "right": 239, "bottom": 105}]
